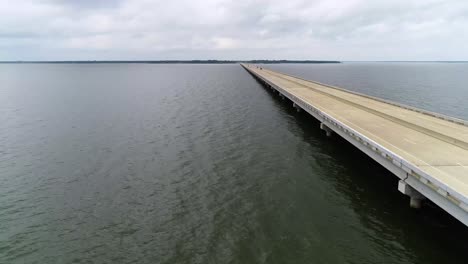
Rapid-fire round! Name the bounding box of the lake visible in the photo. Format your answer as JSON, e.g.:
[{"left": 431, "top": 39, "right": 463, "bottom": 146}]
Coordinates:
[{"left": 1, "top": 63, "right": 467, "bottom": 263}]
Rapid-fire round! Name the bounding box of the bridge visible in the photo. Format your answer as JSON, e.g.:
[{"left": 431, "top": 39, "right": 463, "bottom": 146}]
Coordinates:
[{"left": 241, "top": 64, "right": 468, "bottom": 226}]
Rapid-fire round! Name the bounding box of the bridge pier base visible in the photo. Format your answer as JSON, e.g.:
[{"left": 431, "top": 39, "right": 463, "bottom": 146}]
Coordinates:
[
  {"left": 292, "top": 103, "right": 301, "bottom": 112},
  {"left": 398, "top": 180, "right": 425, "bottom": 209},
  {"left": 410, "top": 197, "right": 423, "bottom": 209},
  {"left": 320, "top": 123, "right": 333, "bottom": 137}
]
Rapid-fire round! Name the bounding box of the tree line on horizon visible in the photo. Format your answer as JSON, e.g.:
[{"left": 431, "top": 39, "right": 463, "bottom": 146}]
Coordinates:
[{"left": 0, "top": 60, "right": 341, "bottom": 64}]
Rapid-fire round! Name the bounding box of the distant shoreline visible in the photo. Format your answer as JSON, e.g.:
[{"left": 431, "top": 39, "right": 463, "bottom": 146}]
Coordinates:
[
  {"left": 0, "top": 60, "right": 341, "bottom": 64},
  {"left": 1, "top": 60, "right": 467, "bottom": 64}
]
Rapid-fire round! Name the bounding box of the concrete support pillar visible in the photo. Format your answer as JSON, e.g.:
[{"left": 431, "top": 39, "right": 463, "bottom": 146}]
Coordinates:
[
  {"left": 320, "top": 123, "right": 332, "bottom": 137},
  {"left": 398, "top": 180, "right": 425, "bottom": 208},
  {"left": 410, "top": 197, "right": 422, "bottom": 209},
  {"left": 292, "top": 103, "right": 301, "bottom": 112}
]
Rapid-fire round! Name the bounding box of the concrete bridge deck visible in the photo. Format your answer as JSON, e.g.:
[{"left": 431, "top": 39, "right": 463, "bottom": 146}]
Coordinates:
[{"left": 241, "top": 64, "right": 468, "bottom": 226}]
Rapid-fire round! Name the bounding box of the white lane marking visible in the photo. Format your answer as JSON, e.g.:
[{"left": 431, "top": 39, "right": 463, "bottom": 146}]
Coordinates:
[{"left": 404, "top": 138, "right": 417, "bottom": 145}]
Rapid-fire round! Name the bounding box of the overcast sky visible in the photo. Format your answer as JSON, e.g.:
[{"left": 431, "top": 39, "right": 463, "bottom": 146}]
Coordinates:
[{"left": 1, "top": 0, "right": 467, "bottom": 61}]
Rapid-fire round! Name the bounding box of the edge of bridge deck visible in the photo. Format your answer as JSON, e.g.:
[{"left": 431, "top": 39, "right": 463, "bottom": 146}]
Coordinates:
[{"left": 240, "top": 63, "right": 468, "bottom": 226}]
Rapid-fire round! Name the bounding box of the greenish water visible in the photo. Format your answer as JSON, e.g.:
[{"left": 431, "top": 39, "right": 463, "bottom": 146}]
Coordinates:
[{"left": 0, "top": 63, "right": 467, "bottom": 263}]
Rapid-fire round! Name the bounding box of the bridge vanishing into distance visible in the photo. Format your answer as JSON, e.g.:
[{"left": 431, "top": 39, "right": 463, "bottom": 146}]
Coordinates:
[{"left": 241, "top": 64, "right": 468, "bottom": 226}]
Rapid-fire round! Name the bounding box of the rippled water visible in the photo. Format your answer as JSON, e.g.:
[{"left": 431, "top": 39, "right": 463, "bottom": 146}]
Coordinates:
[{"left": 0, "top": 63, "right": 467, "bottom": 263}]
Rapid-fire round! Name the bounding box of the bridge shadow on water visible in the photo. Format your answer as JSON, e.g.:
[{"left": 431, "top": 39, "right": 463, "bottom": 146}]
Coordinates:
[{"left": 253, "top": 76, "right": 468, "bottom": 264}]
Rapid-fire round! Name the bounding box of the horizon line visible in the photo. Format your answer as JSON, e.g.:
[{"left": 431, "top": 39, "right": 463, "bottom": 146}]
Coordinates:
[{"left": 1, "top": 60, "right": 467, "bottom": 63}]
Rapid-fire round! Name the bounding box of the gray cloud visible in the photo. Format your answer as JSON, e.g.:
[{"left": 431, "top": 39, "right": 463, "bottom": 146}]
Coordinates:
[{"left": 1, "top": 0, "right": 467, "bottom": 60}]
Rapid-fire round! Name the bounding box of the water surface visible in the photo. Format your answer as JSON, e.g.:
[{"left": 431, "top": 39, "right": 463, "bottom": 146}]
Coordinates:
[{"left": 0, "top": 63, "right": 467, "bottom": 263}]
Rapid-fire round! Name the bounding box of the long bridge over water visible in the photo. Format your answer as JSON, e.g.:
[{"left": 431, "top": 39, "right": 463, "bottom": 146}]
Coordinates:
[{"left": 241, "top": 64, "right": 468, "bottom": 226}]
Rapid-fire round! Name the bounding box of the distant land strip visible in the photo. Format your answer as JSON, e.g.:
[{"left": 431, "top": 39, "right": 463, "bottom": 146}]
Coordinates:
[{"left": 0, "top": 60, "right": 341, "bottom": 64}]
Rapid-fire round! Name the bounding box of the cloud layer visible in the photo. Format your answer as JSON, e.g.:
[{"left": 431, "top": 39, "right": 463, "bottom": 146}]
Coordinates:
[{"left": 1, "top": 0, "right": 467, "bottom": 60}]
